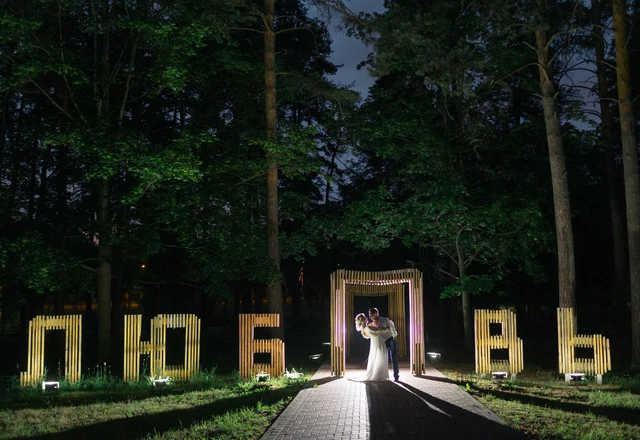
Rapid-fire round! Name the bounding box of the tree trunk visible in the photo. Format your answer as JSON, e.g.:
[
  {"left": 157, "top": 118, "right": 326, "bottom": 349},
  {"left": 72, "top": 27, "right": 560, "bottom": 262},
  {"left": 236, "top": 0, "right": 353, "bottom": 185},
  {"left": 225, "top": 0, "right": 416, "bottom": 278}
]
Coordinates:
[
  {"left": 37, "top": 146, "right": 51, "bottom": 220},
  {"left": 593, "top": 0, "right": 628, "bottom": 315},
  {"left": 97, "top": 177, "right": 112, "bottom": 363},
  {"left": 27, "top": 143, "right": 38, "bottom": 219},
  {"left": 96, "top": 0, "right": 112, "bottom": 364},
  {"left": 264, "top": 0, "right": 284, "bottom": 340},
  {"left": 612, "top": 0, "right": 640, "bottom": 368},
  {"left": 457, "top": 235, "right": 473, "bottom": 351},
  {"left": 111, "top": 249, "right": 124, "bottom": 376},
  {"left": 84, "top": 292, "right": 93, "bottom": 333},
  {"left": 535, "top": 11, "right": 576, "bottom": 317},
  {"left": 238, "top": 279, "right": 249, "bottom": 313}
]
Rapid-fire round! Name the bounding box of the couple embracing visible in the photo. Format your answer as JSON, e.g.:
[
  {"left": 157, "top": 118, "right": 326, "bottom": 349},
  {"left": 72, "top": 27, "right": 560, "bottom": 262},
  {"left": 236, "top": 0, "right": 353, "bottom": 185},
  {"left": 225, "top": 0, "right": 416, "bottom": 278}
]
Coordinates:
[{"left": 351, "top": 308, "right": 400, "bottom": 382}]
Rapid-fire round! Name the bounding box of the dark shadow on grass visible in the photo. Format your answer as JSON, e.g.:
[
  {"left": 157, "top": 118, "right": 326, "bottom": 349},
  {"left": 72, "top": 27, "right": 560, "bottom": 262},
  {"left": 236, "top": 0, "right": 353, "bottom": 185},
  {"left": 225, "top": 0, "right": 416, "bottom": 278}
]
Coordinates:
[
  {"left": 365, "top": 381, "right": 526, "bottom": 440},
  {"left": 414, "top": 374, "right": 456, "bottom": 384},
  {"left": 599, "top": 385, "right": 640, "bottom": 395},
  {"left": 0, "top": 382, "right": 238, "bottom": 411},
  {"left": 12, "top": 385, "right": 303, "bottom": 440},
  {"left": 469, "top": 384, "right": 640, "bottom": 426}
]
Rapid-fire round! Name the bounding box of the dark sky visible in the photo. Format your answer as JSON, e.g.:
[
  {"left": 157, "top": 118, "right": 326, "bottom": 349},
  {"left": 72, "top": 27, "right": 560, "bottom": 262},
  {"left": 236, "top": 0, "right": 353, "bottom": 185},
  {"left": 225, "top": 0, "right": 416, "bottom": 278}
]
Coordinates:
[{"left": 311, "top": 0, "right": 386, "bottom": 98}]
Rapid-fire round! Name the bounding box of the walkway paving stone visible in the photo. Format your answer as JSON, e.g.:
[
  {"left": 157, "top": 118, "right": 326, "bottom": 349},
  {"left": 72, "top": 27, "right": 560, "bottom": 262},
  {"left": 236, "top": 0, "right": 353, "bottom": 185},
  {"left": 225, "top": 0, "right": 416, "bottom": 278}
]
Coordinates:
[{"left": 261, "top": 359, "right": 526, "bottom": 439}]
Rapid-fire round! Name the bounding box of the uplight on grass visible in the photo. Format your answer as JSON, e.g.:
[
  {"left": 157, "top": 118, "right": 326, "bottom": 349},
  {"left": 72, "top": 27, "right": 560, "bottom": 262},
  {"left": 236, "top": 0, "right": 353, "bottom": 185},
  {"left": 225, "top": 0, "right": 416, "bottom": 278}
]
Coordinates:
[
  {"left": 256, "top": 372, "right": 271, "bottom": 382},
  {"left": 569, "top": 373, "right": 585, "bottom": 386},
  {"left": 41, "top": 381, "right": 60, "bottom": 391},
  {"left": 284, "top": 369, "right": 303, "bottom": 379},
  {"left": 149, "top": 375, "right": 172, "bottom": 387}
]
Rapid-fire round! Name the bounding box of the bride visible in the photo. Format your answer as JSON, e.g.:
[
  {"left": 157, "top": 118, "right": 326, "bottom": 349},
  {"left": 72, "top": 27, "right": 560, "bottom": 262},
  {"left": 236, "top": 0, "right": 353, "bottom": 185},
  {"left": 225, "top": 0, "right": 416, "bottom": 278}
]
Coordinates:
[{"left": 350, "top": 313, "right": 394, "bottom": 381}]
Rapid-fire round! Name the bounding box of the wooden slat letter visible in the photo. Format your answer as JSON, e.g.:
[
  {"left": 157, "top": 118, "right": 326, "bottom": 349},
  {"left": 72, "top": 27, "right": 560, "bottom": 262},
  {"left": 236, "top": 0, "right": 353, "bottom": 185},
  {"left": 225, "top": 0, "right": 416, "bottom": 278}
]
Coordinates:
[
  {"left": 474, "top": 309, "right": 524, "bottom": 375},
  {"left": 239, "top": 314, "right": 285, "bottom": 379},
  {"left": 20, "top": 315, "right": 82, "bottom": 386},
  {"left": 123, "top": 314, "right": 201, "bottom": 382},
  {"left": 557, "top": 308, "right": 611, "bottom": 377}
]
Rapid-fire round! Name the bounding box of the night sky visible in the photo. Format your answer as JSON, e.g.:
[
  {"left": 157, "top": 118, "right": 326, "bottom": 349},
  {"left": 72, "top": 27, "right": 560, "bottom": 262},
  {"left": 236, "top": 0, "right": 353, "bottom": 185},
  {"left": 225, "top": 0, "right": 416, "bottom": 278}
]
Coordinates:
[{"left": 314, "top": 0, "right": 386, "bottom": 98}]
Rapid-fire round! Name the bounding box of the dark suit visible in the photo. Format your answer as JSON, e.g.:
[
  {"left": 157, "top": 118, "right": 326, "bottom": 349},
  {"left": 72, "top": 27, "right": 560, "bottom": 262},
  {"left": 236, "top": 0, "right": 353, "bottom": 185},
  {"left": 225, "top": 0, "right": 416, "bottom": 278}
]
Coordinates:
[{"left": 378, "top": 316, "right": 399, "bottom": 380}]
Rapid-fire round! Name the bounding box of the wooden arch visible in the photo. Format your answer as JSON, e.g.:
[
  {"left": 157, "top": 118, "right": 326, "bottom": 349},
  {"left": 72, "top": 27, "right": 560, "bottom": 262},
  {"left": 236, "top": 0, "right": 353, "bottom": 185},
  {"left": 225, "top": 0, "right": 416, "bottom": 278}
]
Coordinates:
[{"left": 330, "top": 269, "right": 426, "bottom": 377}]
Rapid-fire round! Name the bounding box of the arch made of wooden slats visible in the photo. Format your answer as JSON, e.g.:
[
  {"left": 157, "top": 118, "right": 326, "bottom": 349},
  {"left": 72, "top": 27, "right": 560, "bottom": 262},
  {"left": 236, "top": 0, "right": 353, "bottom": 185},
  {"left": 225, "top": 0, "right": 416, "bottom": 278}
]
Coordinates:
[
  {"left": 345, "top": 283, "right": 407, "bottom": 357},
  {"left": 330, "top": 269, "right": 425, "bottom": 377},
  {"left": 20, "top": 315, "right": 82, "bottom": 386}
]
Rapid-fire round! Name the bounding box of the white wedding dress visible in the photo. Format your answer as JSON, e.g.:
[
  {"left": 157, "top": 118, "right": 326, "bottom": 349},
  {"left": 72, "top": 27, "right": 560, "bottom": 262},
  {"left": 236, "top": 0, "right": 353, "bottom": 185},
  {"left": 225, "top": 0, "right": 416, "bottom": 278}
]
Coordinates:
[{"left": 351, "top": 326, "right": 393, "bottom": 381}]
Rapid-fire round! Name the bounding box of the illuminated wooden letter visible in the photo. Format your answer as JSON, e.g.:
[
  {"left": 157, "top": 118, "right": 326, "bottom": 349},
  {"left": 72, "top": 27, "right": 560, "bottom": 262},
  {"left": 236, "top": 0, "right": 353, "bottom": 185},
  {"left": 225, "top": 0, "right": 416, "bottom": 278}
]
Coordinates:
[
  {"left": 239, "top": 314, "right": 285, "bottom": 379},
  {"left": 557, "top": 308, "right": 611, "bottom": 384},
  {"left": 474, "top": 309, "right": 524, "bottom": 378},
  {"left": 123, "top": 314, "right": 201, "bottom": 382},
  {"left": 20, "top": 315, "right": 82, "bottom": 386}
]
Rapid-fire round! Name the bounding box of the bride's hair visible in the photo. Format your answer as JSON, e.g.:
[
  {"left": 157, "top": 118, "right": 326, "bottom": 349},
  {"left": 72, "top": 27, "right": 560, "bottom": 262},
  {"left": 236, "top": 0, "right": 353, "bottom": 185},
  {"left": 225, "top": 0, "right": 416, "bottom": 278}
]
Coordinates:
[{"left": 355, "top": 313, "right": 367, "bottom": 331}]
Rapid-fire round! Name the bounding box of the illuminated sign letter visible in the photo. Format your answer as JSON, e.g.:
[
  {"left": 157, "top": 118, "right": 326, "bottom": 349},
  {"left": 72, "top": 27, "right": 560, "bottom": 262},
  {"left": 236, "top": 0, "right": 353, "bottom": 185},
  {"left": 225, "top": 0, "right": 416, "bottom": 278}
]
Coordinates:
[
  {"left": 474, "top": 309, "right": 524, "bottom": 378},
  {"left": 123, "top": 314, "right": 200, "bottom": 382},
  {"left": 20, "top": 315, "right": 82, "bottom": 386},
  {"left": 239, "top": 314, "right": 285, "bottom": 379},
  {"left": 557, "top": 308, "right": 610, "bottom": 384}
]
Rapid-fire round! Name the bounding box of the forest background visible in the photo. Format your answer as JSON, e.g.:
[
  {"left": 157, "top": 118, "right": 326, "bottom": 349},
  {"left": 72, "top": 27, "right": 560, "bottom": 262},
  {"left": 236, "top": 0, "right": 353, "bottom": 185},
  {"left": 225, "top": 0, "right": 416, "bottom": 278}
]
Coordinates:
[{"left": 0, "top": 0, "right": 639, "bottom": 377}]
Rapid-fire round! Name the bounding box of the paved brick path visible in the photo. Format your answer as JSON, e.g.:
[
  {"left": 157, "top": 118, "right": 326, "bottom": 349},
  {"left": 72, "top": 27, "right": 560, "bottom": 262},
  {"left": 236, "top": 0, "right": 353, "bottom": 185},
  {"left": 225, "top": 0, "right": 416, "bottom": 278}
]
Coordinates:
[{"left": 261, "top": 359, "right": 526, "bottom": 439}]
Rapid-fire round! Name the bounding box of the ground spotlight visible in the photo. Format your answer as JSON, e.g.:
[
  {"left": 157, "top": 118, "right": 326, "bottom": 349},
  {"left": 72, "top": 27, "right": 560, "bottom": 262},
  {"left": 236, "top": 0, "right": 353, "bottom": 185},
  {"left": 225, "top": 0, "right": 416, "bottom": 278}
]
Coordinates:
[
  {"left": 41, "top": 381, "right": 59, "bottom": 392},
  {"left": 569, "top": 373, "right": 585, "bottom": 386},
  {"left": 491, "top": 371, "right": 508, "bottom": 380},
  {"left": 256, "top": 372, "right": 271, "bottom": 382}
]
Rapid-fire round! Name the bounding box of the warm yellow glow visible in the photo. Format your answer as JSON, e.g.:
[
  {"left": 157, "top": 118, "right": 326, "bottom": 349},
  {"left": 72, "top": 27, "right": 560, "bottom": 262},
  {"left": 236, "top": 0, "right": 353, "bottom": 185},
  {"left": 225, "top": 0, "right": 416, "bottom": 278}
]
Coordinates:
[
  {"left": 474, "top": 309, "right": 524, "bottom": 376},
  {"left": 239, "top": 314, "right": 284, "bottom": 379}
]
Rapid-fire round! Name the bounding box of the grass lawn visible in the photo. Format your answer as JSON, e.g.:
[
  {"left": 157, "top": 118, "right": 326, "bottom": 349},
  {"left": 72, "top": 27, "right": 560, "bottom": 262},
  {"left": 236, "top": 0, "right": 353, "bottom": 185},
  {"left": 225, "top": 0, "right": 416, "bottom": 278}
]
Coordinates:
[
  {"left": 0, "top": 369, "right": 310, "bottom": 440},
  {"left": 1, "top": 342, "right": 638, "bottom": 439},
  {"left": 0, "top": 334, "right": 329, "bottom": 439},
  {"left": 434, "top": 358, "right": 640, "bottom": 440}
]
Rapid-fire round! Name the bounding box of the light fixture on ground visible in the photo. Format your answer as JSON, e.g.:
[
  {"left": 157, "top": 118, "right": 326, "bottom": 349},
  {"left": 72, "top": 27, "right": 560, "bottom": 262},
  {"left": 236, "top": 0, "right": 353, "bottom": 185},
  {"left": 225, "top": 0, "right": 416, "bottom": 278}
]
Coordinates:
[
  {"left": 284, "top": 369, "right": 303, "bottom": 379},
  {"left": 569, "top": 373, "right": 585, "bottom": 386},
  {"left": 42, "top": 381, "right": 59, "bottom": 391},
  {"left": 256, "top": 372, "right": 271, "bottom": 382},
  {"left": 151, "top": 376, "right": 172, "bottom": 387},
  {"left": 426, "top": 352, "right": 441, "bottom": 358},
  {"left": 309, "top": 354, "right": 323, "bottom": 364},
  {"left": 491, "top": 371, "right": 508, "bottom": 380}
]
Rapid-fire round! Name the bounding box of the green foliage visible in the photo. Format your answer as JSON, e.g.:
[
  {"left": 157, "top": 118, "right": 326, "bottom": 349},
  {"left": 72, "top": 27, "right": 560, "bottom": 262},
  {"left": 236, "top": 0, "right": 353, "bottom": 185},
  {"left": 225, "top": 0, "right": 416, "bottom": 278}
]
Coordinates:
[
  {"left": 324, "top": 0, "right": 559, "bottom": 304},
  {"left": 259, "top": 125, "right": 321, "bottom": 178},
  {"left": 440, "top": 275, "right": 498, "bottom": 298},
  {"left": 0, "top": 232, "right": 92, "bottom": 295}
]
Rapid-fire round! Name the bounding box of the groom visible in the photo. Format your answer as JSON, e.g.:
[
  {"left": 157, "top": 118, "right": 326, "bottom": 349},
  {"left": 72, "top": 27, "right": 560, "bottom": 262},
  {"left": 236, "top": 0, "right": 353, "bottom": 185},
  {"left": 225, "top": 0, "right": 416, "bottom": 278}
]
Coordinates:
[{"left": 368, "top": 307, "right": 400, "bottom": 381}]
